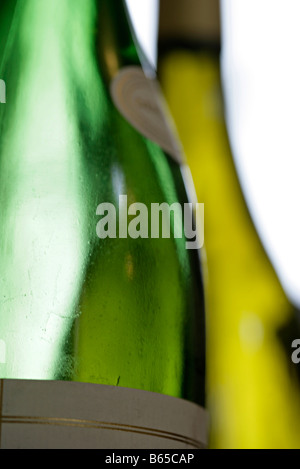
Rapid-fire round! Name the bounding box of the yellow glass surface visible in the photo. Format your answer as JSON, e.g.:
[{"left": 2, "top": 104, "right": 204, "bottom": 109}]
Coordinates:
[{"left": 159, "top": 49, "right": 300, "bottom": 448}]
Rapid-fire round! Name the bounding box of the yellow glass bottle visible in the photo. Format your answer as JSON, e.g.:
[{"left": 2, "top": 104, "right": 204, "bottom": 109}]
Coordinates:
[{"left": 158, "top": 0, "right": 300, "bottom": 449}]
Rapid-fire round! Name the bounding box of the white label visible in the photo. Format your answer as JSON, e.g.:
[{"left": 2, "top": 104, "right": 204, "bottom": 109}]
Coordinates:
[
  {"left": 0, "top": 379, "right": 208, "bottom": 449},
  {"left": 110, "top": 66, "right": 184, "bottom": 165}
]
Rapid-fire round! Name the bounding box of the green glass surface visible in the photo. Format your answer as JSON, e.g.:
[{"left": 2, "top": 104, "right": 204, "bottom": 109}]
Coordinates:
[{"left": 0, "top": 0, "right": 206, "bottom": 406}]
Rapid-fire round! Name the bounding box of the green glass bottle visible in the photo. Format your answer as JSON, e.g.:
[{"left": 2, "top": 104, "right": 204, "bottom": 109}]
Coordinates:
[{"left": 0, "top": 0, "right": 207, "bottom": 449}]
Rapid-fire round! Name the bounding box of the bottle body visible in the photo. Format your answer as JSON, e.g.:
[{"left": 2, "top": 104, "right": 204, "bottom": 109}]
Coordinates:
[
  {"left": 159, "top": 44, "right": 300, "bottom": 449},
  {"left": 0, "top": 0, "right": 207, "bottom": 448},
  {"left": 158, "top": 0, "right": 300, "bottom": 449}
]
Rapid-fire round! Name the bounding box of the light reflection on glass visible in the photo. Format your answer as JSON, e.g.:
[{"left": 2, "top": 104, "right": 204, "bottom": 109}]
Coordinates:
[{"left": 0, "top": 0, "right": 105, "bottom": 379}]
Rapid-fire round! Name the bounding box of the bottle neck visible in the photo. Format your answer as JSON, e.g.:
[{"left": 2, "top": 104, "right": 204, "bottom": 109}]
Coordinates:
[
  {"left": 0, "top": 0, "right": 149, "bottom": 166},
  {"left": 0, "top": 0, "right": 149, "bottom": 82},
  {"left": 159, "top": 0, "right": 221, "bottom": 55},
  {"left": 96, "top": 0, "right": 153, "bottom": 82}
]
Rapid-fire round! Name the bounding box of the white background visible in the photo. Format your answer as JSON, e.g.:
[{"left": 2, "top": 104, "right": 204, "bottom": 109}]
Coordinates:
[
  {"left": 125, "top": 0, "right": 159, "bottom": 69},
  {"left": 221, "top": 0, "right": 300, "bottom": 307}
]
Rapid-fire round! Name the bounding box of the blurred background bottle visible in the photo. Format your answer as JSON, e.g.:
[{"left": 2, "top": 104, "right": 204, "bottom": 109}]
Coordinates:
[{"left": 158, "top": 0, "right": 300, "bottom": 449}]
